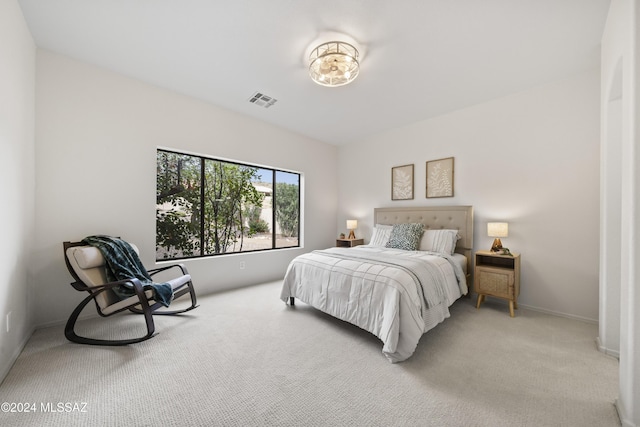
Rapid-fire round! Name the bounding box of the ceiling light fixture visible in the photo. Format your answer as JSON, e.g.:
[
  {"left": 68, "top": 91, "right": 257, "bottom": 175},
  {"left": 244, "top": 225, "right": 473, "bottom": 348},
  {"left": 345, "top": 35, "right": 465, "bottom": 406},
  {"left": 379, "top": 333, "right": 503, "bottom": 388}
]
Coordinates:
[{"left": 309, "top": 41, "right": 360, "bottom": 87}]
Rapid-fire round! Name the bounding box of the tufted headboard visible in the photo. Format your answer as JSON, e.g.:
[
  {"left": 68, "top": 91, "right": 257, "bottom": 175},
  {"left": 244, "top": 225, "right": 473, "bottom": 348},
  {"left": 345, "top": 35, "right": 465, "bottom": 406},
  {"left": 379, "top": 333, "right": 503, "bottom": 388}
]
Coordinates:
[{"left": 374, "top": 205, "right": 474, "bottom": 272}]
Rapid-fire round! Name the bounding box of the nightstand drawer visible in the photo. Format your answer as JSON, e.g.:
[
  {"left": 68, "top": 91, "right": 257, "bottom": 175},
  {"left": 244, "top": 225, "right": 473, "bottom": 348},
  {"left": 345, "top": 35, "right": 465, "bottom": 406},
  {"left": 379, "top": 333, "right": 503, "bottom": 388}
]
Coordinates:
[
  {"left": 336, "top": 238, "right": 364, "bottom": 248},
  {"left": 475, "top": 267, "right": 514, "bottom": 298},
  {"left": 474, "top": 250, "right": 521, "bottom": 317}
]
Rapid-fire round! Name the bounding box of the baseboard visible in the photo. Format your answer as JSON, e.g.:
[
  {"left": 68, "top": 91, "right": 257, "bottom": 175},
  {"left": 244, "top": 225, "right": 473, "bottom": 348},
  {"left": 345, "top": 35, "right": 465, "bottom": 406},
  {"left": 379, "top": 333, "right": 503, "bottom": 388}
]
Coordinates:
[
  {"left": 35, "top": 317, "right": 69, "bottom": 330},
  {"left": 470, "top": 292, "right": 598, "bottom": 324},
  {"left": 36, "top": 309, "right": 102, "bottom": 330},
  {"left": 516, "top": 303, "right": 597, "bottom": 324},
  {"left": 596, "top": 336, "right": 620, "bottom": 359},
  {"left": 0, "top": 325, "right": 36, "bottom": 386},
  {"left": 616, "top": 397, "right": 638, "bottom": 427}
]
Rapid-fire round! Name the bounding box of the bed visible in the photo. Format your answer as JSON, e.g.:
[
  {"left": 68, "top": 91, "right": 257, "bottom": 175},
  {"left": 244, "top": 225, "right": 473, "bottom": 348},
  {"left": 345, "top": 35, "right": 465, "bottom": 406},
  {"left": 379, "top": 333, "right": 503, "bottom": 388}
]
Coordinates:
[{"left": 280, "top": 206, "right": 474, "bottom": 363}]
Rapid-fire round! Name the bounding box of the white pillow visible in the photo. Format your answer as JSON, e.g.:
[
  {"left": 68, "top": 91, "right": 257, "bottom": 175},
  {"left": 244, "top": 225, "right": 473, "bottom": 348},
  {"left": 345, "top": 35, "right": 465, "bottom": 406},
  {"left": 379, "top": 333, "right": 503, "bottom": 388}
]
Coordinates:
[
  {"left": 419, "top": 229, "right": 460, "bottom": 255},
  {"left": 369, "top": 224, "right": 393, "bottom": 247}
]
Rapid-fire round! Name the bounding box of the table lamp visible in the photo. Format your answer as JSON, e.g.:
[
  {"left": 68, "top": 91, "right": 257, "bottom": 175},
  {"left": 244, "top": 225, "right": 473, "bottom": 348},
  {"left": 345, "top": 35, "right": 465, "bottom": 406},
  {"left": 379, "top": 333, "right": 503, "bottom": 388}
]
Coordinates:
[
  {"left": 487, "top": 222, "right": 508, "bottom": 252},
  {"left": 347, "top": 220, "right": 357, "bottom": 239}
]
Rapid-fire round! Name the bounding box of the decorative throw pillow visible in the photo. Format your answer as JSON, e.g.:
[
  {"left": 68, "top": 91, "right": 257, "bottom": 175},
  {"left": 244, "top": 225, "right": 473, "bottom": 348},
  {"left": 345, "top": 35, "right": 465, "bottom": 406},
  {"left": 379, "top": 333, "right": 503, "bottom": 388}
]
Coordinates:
[
  {"left": 419, "top": 229, "right": 460, "bottom": 255},
  {"left": 385, "top": 223, "right": 424, "bottom": 251},
  {"left": 369, "top": 224, "right": 393, "bottom": 247}
]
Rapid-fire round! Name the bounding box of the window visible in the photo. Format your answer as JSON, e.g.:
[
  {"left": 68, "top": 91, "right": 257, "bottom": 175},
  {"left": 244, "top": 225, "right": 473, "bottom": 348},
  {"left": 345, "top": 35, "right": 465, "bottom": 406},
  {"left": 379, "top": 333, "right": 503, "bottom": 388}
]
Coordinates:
[{"left": 156, "top": 149, "right": 300, "bottom": 260}]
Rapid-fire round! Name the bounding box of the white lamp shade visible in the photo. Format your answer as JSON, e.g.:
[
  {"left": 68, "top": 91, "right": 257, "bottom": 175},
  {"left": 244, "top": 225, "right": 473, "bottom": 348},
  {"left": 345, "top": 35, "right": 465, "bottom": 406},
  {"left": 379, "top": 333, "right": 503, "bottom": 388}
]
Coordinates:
[
  {"left": 487, "top": 222, "right": 508, "bottom": 238},
  {"left": 347, "top": 220, "right": 358, "bottom": 230}
]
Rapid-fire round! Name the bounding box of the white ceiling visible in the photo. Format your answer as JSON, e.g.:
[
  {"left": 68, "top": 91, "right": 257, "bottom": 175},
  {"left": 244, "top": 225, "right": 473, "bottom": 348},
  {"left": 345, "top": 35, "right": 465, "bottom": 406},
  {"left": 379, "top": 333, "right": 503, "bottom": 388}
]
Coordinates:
[{"left": 18, "top": 0, "right": 610, "bottom": 146}]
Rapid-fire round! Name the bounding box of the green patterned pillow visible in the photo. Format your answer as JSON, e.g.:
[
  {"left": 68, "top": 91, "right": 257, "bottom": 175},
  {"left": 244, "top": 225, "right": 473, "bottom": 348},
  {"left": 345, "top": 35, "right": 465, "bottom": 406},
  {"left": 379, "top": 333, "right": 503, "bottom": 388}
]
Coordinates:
[{"left": 385, "top": 223, "right": 424, "bottom": 251}]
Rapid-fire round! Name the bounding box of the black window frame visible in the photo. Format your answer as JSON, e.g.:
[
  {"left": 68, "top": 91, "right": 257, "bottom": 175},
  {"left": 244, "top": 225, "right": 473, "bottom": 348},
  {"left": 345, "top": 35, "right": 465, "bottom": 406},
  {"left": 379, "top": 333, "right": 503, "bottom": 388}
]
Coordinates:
[{"left": 156, "top": 148, "right": 301, "bottom": 261}]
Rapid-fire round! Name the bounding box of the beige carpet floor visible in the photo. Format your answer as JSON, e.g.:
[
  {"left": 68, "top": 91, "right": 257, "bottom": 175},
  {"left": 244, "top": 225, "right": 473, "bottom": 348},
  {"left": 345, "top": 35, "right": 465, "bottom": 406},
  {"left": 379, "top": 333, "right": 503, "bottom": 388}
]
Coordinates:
[{"left": 0, "top": 280, "right": 620, "bottom": 426}]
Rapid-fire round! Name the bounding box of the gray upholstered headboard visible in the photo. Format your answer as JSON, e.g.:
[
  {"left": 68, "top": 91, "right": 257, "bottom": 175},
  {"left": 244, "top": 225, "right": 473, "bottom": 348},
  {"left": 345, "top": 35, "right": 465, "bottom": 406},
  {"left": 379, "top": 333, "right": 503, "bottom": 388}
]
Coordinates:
[{"left": 373, "top": 205, "right": 474, "bottom": 272}]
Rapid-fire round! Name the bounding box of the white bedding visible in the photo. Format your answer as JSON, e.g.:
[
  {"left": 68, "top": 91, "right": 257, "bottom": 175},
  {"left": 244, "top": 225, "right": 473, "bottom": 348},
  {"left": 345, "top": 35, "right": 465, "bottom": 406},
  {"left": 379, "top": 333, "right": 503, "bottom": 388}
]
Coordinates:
[{"left": 280, "top": 246, "right": 467, "bottom": 363}]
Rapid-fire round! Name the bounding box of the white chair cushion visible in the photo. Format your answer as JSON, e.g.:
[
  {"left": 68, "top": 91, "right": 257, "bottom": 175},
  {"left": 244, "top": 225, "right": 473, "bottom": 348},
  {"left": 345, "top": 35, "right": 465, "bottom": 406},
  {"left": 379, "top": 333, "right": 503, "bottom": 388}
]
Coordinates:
[
  {"left": 101, "top": 274, "right": 191, "bottom": 315},
  {"left": 71, "top": 246, "right": 105, "bottom": 269},
  {"left": 70, "top": 244, "right": 140, "bottom": 269},
  {"left": 66, "top": 244, "right": 189, "bottom": 312}
]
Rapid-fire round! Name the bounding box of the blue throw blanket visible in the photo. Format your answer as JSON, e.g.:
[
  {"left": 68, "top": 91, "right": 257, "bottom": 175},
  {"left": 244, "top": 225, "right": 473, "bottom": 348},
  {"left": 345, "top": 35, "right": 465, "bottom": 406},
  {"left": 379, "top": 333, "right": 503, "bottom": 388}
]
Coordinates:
[{"left": 82, "top": 236, "right": 173, "bottom": 307}]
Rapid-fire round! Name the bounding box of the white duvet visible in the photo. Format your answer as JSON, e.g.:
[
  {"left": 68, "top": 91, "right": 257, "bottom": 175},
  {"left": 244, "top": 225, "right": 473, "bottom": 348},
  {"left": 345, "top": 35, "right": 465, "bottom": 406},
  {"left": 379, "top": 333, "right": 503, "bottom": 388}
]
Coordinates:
[{"left": 280, "top": 246, "right": 467, "bottom": 363}]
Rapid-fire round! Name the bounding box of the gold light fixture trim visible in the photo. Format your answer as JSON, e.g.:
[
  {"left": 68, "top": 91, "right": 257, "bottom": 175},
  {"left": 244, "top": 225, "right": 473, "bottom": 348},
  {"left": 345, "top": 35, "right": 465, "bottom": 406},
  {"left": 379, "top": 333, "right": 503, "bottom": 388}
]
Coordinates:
[{"left": 309, "top": 41, "right": 360, "bottom": 87}]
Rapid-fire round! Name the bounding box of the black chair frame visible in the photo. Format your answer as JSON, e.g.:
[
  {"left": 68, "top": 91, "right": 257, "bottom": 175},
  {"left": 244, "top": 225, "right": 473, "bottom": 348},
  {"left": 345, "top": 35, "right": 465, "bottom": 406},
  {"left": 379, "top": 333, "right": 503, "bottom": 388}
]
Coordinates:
[{"left": 63, "top": 240, "right": 198, "bottom": 346}]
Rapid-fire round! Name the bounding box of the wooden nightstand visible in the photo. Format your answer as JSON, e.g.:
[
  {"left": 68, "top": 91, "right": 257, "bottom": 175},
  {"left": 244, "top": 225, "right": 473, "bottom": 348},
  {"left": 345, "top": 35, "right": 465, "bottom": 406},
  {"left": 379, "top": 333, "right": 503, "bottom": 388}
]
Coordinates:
[
  {"left": 474, "top": 250, "right": 521, "bottom": 317},
  {"left": 336, "top": 238, "right": 364, "bottom": 248}
]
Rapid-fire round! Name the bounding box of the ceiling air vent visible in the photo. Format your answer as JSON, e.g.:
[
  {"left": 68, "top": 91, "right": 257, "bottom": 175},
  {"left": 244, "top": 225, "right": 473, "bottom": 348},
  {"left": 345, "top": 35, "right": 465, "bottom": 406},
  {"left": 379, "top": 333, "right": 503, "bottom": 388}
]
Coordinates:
[{"left": 248, "top": 92, "right": 277, "bottom": 109}]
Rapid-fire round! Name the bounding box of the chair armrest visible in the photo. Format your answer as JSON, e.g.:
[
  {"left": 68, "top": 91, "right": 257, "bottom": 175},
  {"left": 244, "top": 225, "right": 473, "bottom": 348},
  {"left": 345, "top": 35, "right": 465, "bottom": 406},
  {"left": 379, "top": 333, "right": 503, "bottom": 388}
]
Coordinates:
[
  {"left": 73, "top": 277, "right": 145, "bottom": 293},
  {"left": 148, "top": 263, "right": 189, "bottom": 277},
  {"left": 72, "top": 277, "right": 147, "bottom": 303},
  {"left": 70, "top": 277, "right": 150, "bottom": 312}
]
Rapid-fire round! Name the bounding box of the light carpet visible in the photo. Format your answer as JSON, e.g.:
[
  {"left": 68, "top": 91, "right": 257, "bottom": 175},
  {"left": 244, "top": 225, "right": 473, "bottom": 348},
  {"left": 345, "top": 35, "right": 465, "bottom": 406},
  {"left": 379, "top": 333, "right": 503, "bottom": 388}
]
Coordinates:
[{"left": 0, "top": 280, "right": 620, "bottom": 426}]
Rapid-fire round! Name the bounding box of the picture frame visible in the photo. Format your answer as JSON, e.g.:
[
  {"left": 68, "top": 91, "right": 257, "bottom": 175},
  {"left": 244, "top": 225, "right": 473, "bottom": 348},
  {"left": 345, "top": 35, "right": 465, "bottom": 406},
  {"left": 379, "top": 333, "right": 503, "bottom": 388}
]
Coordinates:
[
  {"left": 426, "top": 157, "right": 454, "bottom": 198},
  {"left": 391, "top": 164, "right": 414, "bottom": 200}
]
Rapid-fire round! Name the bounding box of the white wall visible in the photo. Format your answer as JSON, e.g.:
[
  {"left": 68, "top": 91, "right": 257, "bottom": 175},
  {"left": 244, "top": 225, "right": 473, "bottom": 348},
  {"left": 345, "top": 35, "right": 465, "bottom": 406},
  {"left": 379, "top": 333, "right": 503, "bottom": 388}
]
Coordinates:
[
  {"left": 601, "top": 0, "right": 640, "bottom": 425},
  {"left": 599, "top": 95, "right": 622, "bottom": 358},
  {"left": 338, "top": 69, "right": 601, "bottom": 322},
  {"left": 33, "top": 50, "right": 339, "bottom": 327},
  {"left": 0, "top": 0, "right": 36, "bottom": 380}
]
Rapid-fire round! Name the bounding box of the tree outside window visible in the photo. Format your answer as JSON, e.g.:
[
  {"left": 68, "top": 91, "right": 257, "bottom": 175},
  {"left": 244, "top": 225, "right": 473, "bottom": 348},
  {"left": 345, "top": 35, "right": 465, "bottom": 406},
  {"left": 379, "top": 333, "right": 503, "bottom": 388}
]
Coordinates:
[{"left": 156, "top": 149, "right": 300, "bottom": 260}]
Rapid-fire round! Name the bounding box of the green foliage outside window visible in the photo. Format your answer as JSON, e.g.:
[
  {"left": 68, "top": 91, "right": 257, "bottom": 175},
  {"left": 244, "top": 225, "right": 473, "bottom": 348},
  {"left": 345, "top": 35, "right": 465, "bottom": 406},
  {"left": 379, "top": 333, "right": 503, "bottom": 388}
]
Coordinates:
[
  {"left": 156, "top": 149, "right": 300, "bottom": 260},
  {"left": 156, "top": 151, "right": 202, "bottom": 259},
  {"left": 275, "top": 182, "right": 299, "bottom": 237},
  {"left": 203, "top": 160, "right": 263, "bottom": 254},
  {"left": 246, "top": 205, "right": 270, "bottom": 235}
]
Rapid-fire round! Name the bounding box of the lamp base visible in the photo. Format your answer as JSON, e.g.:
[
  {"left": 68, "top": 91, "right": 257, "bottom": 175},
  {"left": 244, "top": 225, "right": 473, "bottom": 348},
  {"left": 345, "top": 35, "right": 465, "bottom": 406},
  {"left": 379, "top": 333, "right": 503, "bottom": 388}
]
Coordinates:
[
  {"left": 348, "top": 230, "right": 356, "bottom": 240},
  {"left": 490, "top": 238, "right": 503, "bottom": 252}
]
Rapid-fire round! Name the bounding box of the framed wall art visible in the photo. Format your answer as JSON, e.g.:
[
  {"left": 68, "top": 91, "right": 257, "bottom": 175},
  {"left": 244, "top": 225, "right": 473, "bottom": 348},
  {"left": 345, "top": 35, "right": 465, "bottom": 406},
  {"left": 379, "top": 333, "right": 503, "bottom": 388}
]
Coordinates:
[
  {"left": 426, "top": 157, "right": 454, "bottom": 198},
  {"left": 391, "top": 164, "right": 414, "bottom": 200}
]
